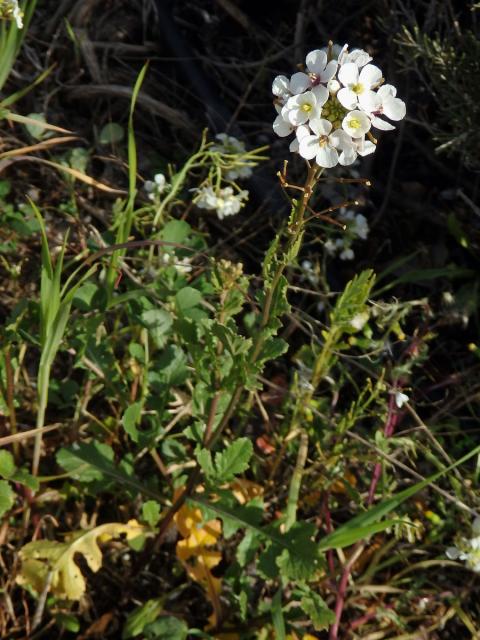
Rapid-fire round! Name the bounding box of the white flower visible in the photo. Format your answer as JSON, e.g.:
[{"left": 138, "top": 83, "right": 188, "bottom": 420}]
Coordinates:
[
  {"left": 299, "top": 118, "right": 355, "bottom": 168},
  {"left": 337, "top": 63, "right": 382, "bottom": 111},
  {"left": 284, "top": 87, "right": 328, "bottom": 126},
  {"left": 289, "top": 124, "right": 310, "bottom": 153},
  {"left": 339, "top": 48, "right": 372, "bottom": 68},
  {"left": 340, "top": 246, "right": 354, "bottom": 261},
  {"left": 272, "top": 72, "right": 311, "bottom": 101},
  {"left": 446, "top": 516, "right": 480, "bottom": 573},
  {"left": 342, "top": 110, "right": 371, "bottom": 138},
  {"left": 144, "top": 173, "right": 167, "bottom": 201},
  {"left": 195, "top": 185, "right": 248, "bottom": 220},
  {"left": 394, "top": 391, "right": 409, "bottom": 408},
  {"left": 340, "top": 210, "right": 370, "bottom": 240},
  {"left": 301, "top": 259, "right": 319, "bottom": 286},
  {"left": 211, "top": 133, "right": 245, "bottom": 154},
  {"left": 290, "top": 50, "right": 338, "bottom": 90},
  {"left": 360, "top": 84, "right": 406, "bottom": 131},
  {"left": 162, "top": 252, "right": 192, "bottom": 274},
  {"left": 273, "top": 114, "right": 294, "bottom": 137}
]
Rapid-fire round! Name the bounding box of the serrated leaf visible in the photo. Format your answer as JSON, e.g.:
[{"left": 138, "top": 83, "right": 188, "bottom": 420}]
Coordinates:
[
  {"left": 17, "top": 520, "right": 145, "bottom": 600},
  {"left": 214, "top": 438, "right": 253, "bottom": 483},
  {"left": 0, "top": 480, "right": 14, "bottom": 516},
  {"left": 196, "top": 448, "right": 214, "bottom": 478},
  {"left": 300, "top": 590, "right": 335, "bottom": 631},
  {"left": 0, "top": 449, "right": 15, "bottom": 479},
  {"left": 141, "top": 500, "right": 162, "bottom": 527},
  {"left": 330, "top": 269, "right": 375, "bottom": 329}
]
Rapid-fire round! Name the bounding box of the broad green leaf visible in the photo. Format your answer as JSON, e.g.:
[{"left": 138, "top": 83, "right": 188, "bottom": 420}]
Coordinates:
[
  {"left": 143, "top": 616, "right": 188, "bottom": 640},
  {"left": 0, "top": 449, "right": 16, "bottom": 479},
  {"left": 122, "top": 402, "right": 142, "bottom": 443},
  {"left": 99, "top": 122, "right": 124, "bottom": 145},
  {"left": 175, "top": 287, "right": 202, "bottom": 314},
  {"left": 57, "top": 442, "right": 114, "bottom": 483},
  {"left": 159, "top": 219, "right": 191, "bottom": 244},
  {"left": 141, "top": 309, "right": 172, "bottom": 348},
  {"left": 0, "top": 480, "right": 14, "bottom": 516},
  {"left": 24, "top": 112, "right": 48, "bottom": 139},
  {"left": 11, "top": 468, "right": 39, "bottom": 491}
]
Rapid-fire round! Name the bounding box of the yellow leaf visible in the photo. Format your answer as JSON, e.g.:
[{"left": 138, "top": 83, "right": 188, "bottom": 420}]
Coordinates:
[{"left": 16, "top": 520, "right": 145, "bottom": 600}]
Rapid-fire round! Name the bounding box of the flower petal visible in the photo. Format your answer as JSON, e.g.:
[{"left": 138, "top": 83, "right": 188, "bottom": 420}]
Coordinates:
[
  {"left": 342, "top": 110, "right": 371, "bottom": 137},
  {"left": 288, "top": 108, "right": 309, "bottom": 126},
  {"left": 272, "top": 75, "right": 290, "bottom": 97},
  {"left": 299, "top": 135, "right": 320, "bottom": 160},
  {"left": 338, "top": 62, "right": 359, "bottom": 87},
  {"left": 273, "top": 115, "right": 293, "bottom": 137},
  {"left": 383, "top": 96, "right": 406, "bottom": 121},
  {"left": 289, "top": 72, "right": 311, "bottom": 94},
  {"left": 306, "top": 49, "right": 327, "bottom": 75},
  {"left": 310, "top": 118, "right": 332, "bottom": 136},
  {"left": 378, "top": 84, "right": 397, "bottom": 99},
  {"left": 339, "top": 147, "right": 357, "bottom": 166},
  {"left": 359, "top": 64, "right": 382, "bottom": 89},
  {"left": 311, "top": 84, "right": 329, "bottom": 106},
  {"left": 358, "top": 90, "right": 381, "bottom": 113},
  {"left": 316, "top": 145, "right": 338, "bottom": 168},
  {"left": 371, "top": 115, "right": 395, "bottom": 131},
  {"left": 321, "top": 60, "right": 338, "bottom": 82},
  {"left": 337, "top": 87, "right": 357, "bottom": 110}
]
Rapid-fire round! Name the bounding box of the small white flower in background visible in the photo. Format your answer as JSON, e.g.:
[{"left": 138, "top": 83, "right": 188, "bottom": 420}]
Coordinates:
[
  {"left": 324, "top": 209, "right": 370, "bottom": 261},
  {"left": 144, "top": 173, "right": 167, "bottom": 201},
  {"left": 394, "top": 391, "right": 409, "bottom": 408},
  {"left": 301, "top": 260, "right": 319, "bottom": 286},
  {"left": 195, "top": 185, "right": 248, "bottom": 220},
  {"left": 446, "top": 516, "right": 480, "bottom": 573},
  {"left": 272, "top": 43, "right": 406, "bottom": 168},
  {"left": 161, "top": 252, "right": 192, "bottom": 275},
  {"left": 210, "top": 133, "right": 254, "bottom": 180}
]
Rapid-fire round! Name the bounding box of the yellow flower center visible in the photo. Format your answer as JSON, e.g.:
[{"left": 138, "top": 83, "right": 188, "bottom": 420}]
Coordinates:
[
  {"left": 301, "top": 103, "right": 313, "bottom": 113},
  {"left": 352, "top": 82, "right": 364, "bottom": 94},
  {"left": 347, "top": 117, "right": 362, "bottom": 130}
]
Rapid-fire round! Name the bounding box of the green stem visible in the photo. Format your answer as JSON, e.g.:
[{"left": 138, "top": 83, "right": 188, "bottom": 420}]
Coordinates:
[{"left": 32, "top": 363, "right": 51, "bottom": 477}]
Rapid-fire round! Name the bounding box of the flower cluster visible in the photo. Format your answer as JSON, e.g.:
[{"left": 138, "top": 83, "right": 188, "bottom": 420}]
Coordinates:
[
  {"left": 272, "top": 44, "right": 405, "bottom": 168},
  {"left": 194, "top": 185, "right": 248, "bottom": 220},
  {"left": 210, "top": 133, "right": 253, "bottom": 181},
  {"left": 446, "top": 516, "right": 480, "bottom": 573},
  {"left": 324, "top": 208, "right": 369, "bottom": 261},
  {"left": 0, "top": 0, "right": 23, "bottom": 28},
  {"left": 144, "top": 173, "right": 168, "bottom": 202}
]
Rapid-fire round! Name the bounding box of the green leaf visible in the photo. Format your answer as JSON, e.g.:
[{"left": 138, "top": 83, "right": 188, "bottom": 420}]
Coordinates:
[
  {"left": 144, "top": 616, "right": 188, "bottom": 640},
  {"left": 57, "top": 442, "right": 115, "bottom": 482},
  {"left": 0, "top": 450, "right": 16, "bottom": 479},
  {"left": 72, "top": 282, "right": 101, "bottom": 311},
  {"left": 122, "top": 402, "right": 142, "bottom": 443},
  {"left": 11, "top": 468, "right": 39, "bottom": 491},
  {"left": 122, "top": 598, "right": 164, "bottom": 639},
  {"left": 141, "top": 309, "right": 173, "bottom": 348},
  {"left": 159, "top": 219, "right": 192, "bottom": 244},
  {"left": 99, "top": 122, "right": 124, "bottom": 145},
  {"left": 214, "top": 438, "right": 253, "bottom": 483},
  {"left": 175, "top": 287, "right": 202, "bottom": 314},
  {"left": 330, "top": 269, "right": 375, "bottom": 329},
  {"left": 0, "top": 480, "right": 14, "bottom": 516},
  {"left": 271, "top": 589, "right": 286, "bottom": 640},
  {"left": 196, "top": 448, "right": 214, "bottom": 478},
  {"left": 142, "top": 500, "right": 162, "bottom": 527},
  {"left": 24, "top": 113, "right": 48, "bottom": 140},
  {"left": 300, "top": 589, "right": 335, "bottom": 631}
]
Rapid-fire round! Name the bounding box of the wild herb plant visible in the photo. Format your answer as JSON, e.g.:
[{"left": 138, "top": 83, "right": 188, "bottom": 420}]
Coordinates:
[{"left": 1, "top": 20, "right": 480, "bottom": 640}]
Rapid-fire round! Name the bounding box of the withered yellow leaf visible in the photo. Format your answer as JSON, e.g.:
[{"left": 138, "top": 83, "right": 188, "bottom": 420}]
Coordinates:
[{"left": 16, "top": 520, "right": 144, "bottom": 600}]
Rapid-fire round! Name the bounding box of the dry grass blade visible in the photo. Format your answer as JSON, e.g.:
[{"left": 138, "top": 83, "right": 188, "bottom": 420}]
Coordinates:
[
  {"left": 0, "top": 136, "right": 79, "bottom": 159},
  {"left": 0, "top": 155, "right": 126, "bottom": 193},
  {"left": 0, "top": 424, "right": 62, "bottom": 447}
]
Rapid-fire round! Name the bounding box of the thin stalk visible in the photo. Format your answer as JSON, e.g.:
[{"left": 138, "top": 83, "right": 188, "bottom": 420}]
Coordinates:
[
  {"left": 32, "top": 365, "right": 50, "bottom": 477},
  {"left": 285, "top": 431, "right": 308, "bottom": 530},
  {"left": 4, "top": 347, "right": 19, "bottom": 461}
]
